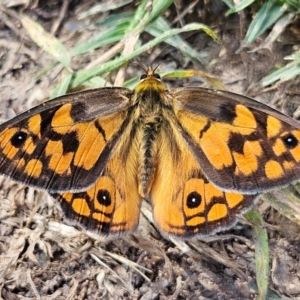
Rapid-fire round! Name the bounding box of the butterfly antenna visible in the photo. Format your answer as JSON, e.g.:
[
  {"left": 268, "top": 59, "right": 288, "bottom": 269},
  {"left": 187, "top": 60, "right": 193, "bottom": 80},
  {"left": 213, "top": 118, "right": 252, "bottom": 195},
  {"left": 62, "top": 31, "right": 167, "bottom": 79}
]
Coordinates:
[
  {"left": 135, "top": 59, "right": 148, "bottom": 73},
  {"left": 152, "top": 62, "right": 162, "bottom": 73}
]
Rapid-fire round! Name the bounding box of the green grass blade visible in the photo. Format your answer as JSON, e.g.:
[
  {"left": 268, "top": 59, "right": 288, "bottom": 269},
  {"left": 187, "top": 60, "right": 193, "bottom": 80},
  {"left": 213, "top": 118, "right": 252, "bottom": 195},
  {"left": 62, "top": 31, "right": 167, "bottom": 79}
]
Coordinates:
[
  {"left": 256, "top": 11, "right": 297, "bottom": 49},
  {"left": 129, "top": 0, "right": 174, "bottom": 33},
  {"left": 95, "top": 11, "right": 133, "bottom": 28},
  {"left": 225, "top": 0, "right": 255, "bottom": 16},
  {"left": 71, "top": 23, "right": 214, "bottom": 88},
  {"left": 248, "top": 281, "right": 290, "bottom": 300},
  {"left": 78, "top": 0, "right": 133, "bottom": 19},
  {"left": 262, "top": 186, "right": 300, "bottom": 226},
  {"left": 262, "top": 59, "right": 300, "bottom": 86},
  {"left": 147, "top": 17, "right": 218, "bottom": 65},
  {"left": 286, "top": 0, "right": 300, "bottom": 10},
  {"left": 222, "top": 0, "right": 234, "bottom": 10},
  {"left": 51, "top": 70, "right": 73, "bottom": 98},
  {"left": 71, "top": 23, "right": 127, "bottom": 56},
  {"left": 20, "top": 15, "right": 71, "bottom": 70},
  {"left": 244, "top": 0, "right": 289, "bottom": 43},
  {"left": 162, "top": 69, "right": 225, "bottom": 90},
  {"left": 245, "top": 208, "right": 269, "bottom": 300}
]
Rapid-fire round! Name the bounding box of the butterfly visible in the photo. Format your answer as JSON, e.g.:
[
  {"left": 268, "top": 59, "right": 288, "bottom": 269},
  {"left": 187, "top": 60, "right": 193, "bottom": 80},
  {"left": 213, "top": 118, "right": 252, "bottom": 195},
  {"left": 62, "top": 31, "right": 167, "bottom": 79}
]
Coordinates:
[{"left": 0, "top": 66, "right": 300, "bottom": 239}]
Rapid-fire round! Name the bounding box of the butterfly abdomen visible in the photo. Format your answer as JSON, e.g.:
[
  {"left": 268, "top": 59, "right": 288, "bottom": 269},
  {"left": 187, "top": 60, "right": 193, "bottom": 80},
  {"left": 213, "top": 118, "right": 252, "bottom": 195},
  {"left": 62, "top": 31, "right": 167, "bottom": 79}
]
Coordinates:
[
  {"left": 135, "top": 84, "right": 167, "bottom": 197},
  {"left": 138, "top": 119, "right": 162, "bottom": 196}
]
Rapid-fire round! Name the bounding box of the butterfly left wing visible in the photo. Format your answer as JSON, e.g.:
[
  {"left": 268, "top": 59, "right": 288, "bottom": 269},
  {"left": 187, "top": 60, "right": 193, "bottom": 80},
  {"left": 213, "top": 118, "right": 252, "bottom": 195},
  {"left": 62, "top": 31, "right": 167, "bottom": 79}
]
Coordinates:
[
  {"left": 172, "top": 88, "right": 300, "bottom": 193},
  {"left": 50, "top": 117, "right": 141, "bottom": 237},
  {"left": 0, "top": 88, "right": 132, "bottom": 192},
  {"left": 150, "top": 126, "right": 257, "bottom": 238}
]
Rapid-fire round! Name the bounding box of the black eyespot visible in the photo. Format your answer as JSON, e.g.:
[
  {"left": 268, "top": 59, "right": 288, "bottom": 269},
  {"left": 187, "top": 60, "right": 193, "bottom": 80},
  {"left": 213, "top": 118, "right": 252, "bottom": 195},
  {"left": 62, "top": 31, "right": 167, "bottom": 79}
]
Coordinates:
[
  {"left": 11, "top": 131, "right": 28, "bottom": 148},
  {"left": 153, "top": 73, "right": 161, "bottom": 80},
  {"left": 97, "top": 189, "right": 111, "bottom": 206},
  {"left": 140, "top": 74, "right": 147, "bottom": 80},
  {"left": 187, "top": 191, "right": 202, "bottom": 209},
  {"left": 282, "top": 134, "right": 298, "bottom": 149}
]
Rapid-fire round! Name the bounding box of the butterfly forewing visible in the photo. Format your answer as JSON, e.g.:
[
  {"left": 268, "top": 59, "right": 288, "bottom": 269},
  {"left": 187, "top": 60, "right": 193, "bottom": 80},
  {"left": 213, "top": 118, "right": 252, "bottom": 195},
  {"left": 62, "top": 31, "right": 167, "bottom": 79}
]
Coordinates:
[
  {"left": 0, "top": 88, "right": 132, "bottom": 192},
  {"left": 172, "top": 88, "right": 300, "bottom": 193}
]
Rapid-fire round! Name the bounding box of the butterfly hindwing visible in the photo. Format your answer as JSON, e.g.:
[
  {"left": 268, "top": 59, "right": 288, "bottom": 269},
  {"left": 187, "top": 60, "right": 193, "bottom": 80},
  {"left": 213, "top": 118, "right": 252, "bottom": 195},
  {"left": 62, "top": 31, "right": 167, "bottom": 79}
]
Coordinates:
[
  {"left": 0, "top": 88, "right": 132, "bottom": 192},
  {"left": 150, "top": 125, "right": 256, "bottom": 238},
  {"left": 172, "top": 88, "right": 300, "bottom": 193}
]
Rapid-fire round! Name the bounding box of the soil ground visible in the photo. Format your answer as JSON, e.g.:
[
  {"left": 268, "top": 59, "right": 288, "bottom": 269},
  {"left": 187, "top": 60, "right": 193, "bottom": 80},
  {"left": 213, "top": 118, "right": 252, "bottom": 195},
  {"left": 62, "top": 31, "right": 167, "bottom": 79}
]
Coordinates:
[{"left": 0, "top": 1, "right": 300, "bottom": 299}]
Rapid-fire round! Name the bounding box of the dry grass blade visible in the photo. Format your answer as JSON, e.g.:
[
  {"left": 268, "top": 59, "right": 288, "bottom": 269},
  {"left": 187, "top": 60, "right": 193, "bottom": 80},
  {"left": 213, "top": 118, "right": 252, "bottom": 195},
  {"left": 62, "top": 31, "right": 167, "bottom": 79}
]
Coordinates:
[
  {"left": 90, "top": 252, "right": 132, "bottom": 291},
  {"left": 20, "top": 15, "right": 71, "bottom": 69},
  {"left": 105, "top": 251, "right": 152, "bottom": 282}
]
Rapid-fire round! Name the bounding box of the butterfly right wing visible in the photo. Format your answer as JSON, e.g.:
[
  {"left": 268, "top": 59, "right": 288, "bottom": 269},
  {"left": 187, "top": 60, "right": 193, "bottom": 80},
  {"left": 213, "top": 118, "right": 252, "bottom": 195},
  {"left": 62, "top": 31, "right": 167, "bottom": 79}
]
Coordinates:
[{"left": 51, "top": 117, "right": 142, "bottom": 237}]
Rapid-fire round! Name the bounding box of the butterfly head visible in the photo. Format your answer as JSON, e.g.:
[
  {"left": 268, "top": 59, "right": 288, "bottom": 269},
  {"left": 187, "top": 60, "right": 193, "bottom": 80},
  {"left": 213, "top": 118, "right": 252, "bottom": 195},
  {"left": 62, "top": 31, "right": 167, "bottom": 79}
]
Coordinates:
[{"left": 134, "top": 67, "right": 167, "bottom": 94}]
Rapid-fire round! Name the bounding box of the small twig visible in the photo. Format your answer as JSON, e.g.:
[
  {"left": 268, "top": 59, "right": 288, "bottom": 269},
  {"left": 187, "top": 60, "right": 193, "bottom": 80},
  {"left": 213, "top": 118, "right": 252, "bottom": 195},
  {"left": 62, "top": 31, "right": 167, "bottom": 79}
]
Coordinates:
[
  {"left": 172, "top": 0, "right": 199, "bottom": 26},
  {"left": 51, "top": 0, "right": 70, "bottom": 35}
]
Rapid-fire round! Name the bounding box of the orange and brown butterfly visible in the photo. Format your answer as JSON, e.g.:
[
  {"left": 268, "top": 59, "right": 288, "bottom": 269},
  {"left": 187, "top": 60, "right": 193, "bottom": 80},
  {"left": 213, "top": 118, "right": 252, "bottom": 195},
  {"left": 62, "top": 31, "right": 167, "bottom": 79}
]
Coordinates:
[{"left": 0, "top": 66, "right": 300, "bottom": 239}]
